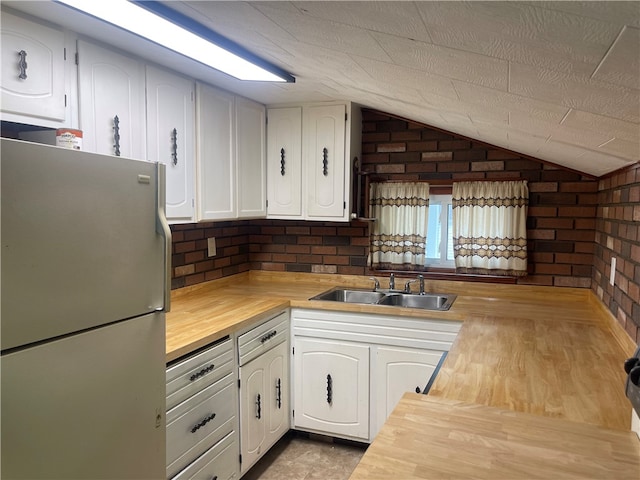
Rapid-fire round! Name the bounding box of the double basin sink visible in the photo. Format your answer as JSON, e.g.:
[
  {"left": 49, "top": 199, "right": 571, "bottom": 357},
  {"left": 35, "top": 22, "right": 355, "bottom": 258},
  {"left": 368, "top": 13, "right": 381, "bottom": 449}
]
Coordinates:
[{"left": 310, "top": 287, "right": 457, "bottom": 311}]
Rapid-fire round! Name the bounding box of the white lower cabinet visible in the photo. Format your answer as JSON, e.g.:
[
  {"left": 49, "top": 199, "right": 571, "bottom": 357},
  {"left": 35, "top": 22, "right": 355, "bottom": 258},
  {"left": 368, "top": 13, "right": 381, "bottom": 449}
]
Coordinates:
[
  {"left": 293, "top": 337, "right": 369, "bottom": 441},
  {"left": 237, "top": 311, "right": 290, "bottom": 475},
  {"left": 291, "top": 309, "right": 461, "bottom": 443},
  {"left": 166, "top": 337, "right": 239, "bottom": 480},
  {"left": 239, "top": 341, "right": 289, "bottom": 473},
  {"left": 373, "top": 346, "right": 445, "bottom": 439}
]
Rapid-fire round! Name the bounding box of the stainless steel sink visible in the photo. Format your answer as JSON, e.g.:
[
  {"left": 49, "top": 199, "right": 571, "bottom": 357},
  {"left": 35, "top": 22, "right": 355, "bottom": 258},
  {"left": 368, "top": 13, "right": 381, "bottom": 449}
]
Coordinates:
[
  {"left": 309, "top": 288, "right": 457, "bottom": 311},
  {"left": 309, "top": 288, "right": 387, "bottom": 304},
  {"left": 378, "top": 293, "right": 457, "bottom": 311}
]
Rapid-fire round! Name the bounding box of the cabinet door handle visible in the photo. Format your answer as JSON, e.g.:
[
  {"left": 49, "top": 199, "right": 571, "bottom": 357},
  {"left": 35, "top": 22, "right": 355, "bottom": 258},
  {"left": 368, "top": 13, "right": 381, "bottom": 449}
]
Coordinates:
[
  {"left": 113, "top": 115, "right": 121, "bottom": 156},
  {"left": 326, "top": 374, "right": 332, "bottom": 405},
  {"left": 189, "top": 364, "right": 215, "bottom": 381},
  {"left": 276, "top": 378, "right": 282, "bottom": 409},
  {"left": 322, "top": 147, "right": 328, "bottom": 176},
  {"left": 190, "top": 413, "right": 216, "bottom": 433},
  {"left": 256, "top": 393, "right": 262, "bottom": 419},
  {"left": 171, "top": 128, "right": 178, "bottom": 166},
  {"left": 17, "top": 50, "right": 28, "bottom": 80},
  {"left": 280, "top": 148, "right": 286, "bottom": 176}
]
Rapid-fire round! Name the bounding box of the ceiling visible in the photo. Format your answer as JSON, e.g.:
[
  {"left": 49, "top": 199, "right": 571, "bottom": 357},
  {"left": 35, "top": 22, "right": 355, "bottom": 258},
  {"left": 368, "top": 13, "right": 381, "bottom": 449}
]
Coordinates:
[
  {"left": 170, "top": 1, "right": 640, "bottom": 177},
  {"left": 6, "top": 1, "right": 640, "bottom": 177}
]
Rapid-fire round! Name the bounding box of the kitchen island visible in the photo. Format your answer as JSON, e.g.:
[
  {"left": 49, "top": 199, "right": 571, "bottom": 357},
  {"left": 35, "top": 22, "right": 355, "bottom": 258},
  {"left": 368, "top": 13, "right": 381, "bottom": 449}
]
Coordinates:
[{"left": 166, "top": 271, "right": 640, "bottom": 477}]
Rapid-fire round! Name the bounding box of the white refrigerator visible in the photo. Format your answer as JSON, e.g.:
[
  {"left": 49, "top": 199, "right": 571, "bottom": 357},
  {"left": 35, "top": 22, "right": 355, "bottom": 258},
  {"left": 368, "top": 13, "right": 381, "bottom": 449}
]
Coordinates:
[{"left": 1, "top": 138, "right": 171, "bottom": 479}]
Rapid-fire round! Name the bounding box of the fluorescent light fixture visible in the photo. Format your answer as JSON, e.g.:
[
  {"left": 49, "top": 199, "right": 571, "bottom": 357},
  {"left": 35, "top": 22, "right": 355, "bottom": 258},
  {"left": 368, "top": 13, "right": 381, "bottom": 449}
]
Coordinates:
[{"left": 56, "top": 0, "right": 294, "bottom": 82}]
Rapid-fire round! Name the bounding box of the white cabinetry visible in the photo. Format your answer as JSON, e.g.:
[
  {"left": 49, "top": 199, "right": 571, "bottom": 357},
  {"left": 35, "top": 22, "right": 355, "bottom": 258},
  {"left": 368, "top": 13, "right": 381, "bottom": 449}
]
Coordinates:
[
  {"left": 374, "top": 346, "right": 445, "bottom": 438},
  {"left": 291, "top": 309, "right": 461, "bottom": 442},
  {"left": 266, "top": 103, "right": 361, "bottom": 221},
  {"left": 77, "top": 40, "right": 146, "bottom": 159},
  {"left": 237, "top": 311, "right": 289, "bottom": 474},
  {"left": 197, "top": 83, "right": 266, "bottom": 221},
  {"left": 146, "top": 65, "right": 195, "bottom": 222},
  {"left": 236, "top": 97, "right": 266, "bottom": 218},
  {"left": 166, "top": 337, "right": 239, "bottom": 480},
  {"left": 266, "top": 107, "right": 302, "bottom": 217},
  {"left": 293, "top": 337, "right": 369, "bottom": 440},
  {"left": 1, "top": 9, "right": 71, "bottom": 126}
]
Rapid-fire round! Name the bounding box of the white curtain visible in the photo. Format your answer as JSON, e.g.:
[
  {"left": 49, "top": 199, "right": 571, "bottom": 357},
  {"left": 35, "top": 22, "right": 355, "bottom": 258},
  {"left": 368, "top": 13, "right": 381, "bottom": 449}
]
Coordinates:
[
  {"left": 452, "top": 181, "right": 528, "bottom": 276},
  {"left": 369, "top": 182, "right": 430, "bottom": 270}
]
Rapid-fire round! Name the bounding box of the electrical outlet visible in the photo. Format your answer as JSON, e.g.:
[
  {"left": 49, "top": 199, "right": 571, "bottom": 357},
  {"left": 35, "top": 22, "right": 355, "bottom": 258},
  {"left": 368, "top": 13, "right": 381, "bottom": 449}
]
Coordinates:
[
  {"left": 610, "top": 257, "right": 616, "bottom": 286},
  {"left": 207, "top": 237, "right": 217, "bottom": 257}
]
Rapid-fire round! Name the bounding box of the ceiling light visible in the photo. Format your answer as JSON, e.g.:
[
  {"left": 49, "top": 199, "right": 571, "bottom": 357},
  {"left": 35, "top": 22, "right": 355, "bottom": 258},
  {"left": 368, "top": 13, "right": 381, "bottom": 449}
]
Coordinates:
[{"left": 56, "top": 0, "right": 295, "bottom": 82}]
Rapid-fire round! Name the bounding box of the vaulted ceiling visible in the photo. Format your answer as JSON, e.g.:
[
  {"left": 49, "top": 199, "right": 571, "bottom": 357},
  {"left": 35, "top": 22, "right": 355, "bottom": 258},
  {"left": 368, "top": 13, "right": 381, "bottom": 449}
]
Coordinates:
[
  {"left": 172, "top": 1, "right": 640, "bottom": 177},
  {"left": 7, "top": 1, "right": 640, "bottom": 177}
]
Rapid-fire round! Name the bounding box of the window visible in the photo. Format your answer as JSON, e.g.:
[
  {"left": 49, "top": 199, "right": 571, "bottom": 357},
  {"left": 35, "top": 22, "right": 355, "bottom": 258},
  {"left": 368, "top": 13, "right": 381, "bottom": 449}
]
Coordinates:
[{"left": 425, "top": 194, "right": 454, "bottom": 268}]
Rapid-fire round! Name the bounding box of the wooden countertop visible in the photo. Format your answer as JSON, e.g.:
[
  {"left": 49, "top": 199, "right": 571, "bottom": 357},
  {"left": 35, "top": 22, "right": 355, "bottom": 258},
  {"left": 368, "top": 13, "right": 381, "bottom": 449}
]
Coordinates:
[
  {"left": 167, "top": 270, "right": 640, "bottom": 477},
  {"left": 349, "top": 393, "right": 640, "bottom": 480}
]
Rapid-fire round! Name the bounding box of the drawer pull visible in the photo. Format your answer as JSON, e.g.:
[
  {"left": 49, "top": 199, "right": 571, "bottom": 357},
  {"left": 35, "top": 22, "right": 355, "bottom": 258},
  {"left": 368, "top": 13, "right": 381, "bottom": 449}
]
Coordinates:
[
  {"left": 189, "top": 364, "right": 215, "bottom": 382},
  {"left": 260, "top": 330, "right": 277, "bottom": 343},
  {"left": 276, "top": 378, "right": 282, "bottom": 409},
  {"left": 190, "top": 413, "right": 216, "bottom": 433},
  {"left": 256, "top": 394, "right": 262, "bottom": 419},
  {"left": 327, "top": 374, "right": 333, "bottom": 405}
]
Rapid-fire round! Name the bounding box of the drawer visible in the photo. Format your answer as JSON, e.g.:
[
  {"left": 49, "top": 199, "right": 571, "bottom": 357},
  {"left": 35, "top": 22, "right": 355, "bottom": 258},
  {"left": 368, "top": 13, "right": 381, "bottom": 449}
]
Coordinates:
[
  {"left": 167, "top": 373, "right": 236, "bottom": 478},
  {"left": 172, "top": 430, "right": 238, "bottom": 480},
  {"left": 167, "top": 337, "right": 233, "bottom": 411},
  {"left": 238, "top": 311, "right": 289, "bottom": 366},
  {"left": 292, "top": 309, "right": 462, "bottom": 351}
]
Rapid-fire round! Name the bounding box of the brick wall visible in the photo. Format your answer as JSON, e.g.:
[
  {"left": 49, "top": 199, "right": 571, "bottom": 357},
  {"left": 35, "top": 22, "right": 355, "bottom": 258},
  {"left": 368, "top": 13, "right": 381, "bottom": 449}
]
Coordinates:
[
  {"left": 171, "top": 220, "right": 370, "bottom": 288},
  {"left": 360, "top": 109, "right": 598, "bottom": 287},
  {"left": 592, "top": 164, "right": 640, "bottom": 344}
]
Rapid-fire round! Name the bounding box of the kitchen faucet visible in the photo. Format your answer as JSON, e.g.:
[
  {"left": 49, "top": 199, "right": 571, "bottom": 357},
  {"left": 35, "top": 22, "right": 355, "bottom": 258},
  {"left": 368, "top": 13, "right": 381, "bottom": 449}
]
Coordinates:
[
  {"left": 369, "top": 277, "right": 380, "bottom": 291},
  {"left": 389, "top": 273, "right": 395, "bottom": 291},
  {"left": 404, "top": 274, "right": 425, "bottom": 294}
]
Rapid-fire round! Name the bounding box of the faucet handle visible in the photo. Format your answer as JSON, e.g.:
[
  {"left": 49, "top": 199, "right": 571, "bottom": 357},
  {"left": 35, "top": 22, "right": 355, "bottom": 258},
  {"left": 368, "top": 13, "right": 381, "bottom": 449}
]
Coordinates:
[{"left": 369, "top": 277, "right": 380, "bottom": 291}]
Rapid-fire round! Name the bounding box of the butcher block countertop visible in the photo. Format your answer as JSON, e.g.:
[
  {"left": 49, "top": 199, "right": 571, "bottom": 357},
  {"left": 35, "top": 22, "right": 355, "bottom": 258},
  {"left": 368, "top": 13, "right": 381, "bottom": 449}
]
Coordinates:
[
  {"left": 350, "top": 393, "right": 640, "bottom": 480},
  {"left": 167, "top": 270, "right": 640, "bottom": 478}
]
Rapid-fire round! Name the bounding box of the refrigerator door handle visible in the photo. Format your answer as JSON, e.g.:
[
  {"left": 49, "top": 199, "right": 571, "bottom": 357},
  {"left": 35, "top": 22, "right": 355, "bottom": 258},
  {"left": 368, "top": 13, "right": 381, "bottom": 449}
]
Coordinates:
[{"left": 156, "top": 163, "right": 171, "bottom": 312}]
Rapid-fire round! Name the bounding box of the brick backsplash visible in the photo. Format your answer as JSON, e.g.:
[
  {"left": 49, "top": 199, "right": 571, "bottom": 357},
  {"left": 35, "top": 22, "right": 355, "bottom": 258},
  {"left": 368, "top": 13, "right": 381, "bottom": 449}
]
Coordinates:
[
  {"left": 592, "top": 164, "right": 640, "bottom": 344},
  {"left": 170, "top": 108, "right": 638, "bottom": 343}
]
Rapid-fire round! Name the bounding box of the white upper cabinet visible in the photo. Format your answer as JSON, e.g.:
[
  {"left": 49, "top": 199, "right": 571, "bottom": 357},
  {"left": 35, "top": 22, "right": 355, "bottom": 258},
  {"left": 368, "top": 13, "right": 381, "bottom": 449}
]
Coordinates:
[
  {"left": 236, "top": 97, "right": 266, "bottom": 218},
  {"left": 266, "top": 107, "right": 302, "bottom": 217},
  {"left": 304, "top": 104, "right": 347, "bottom": 219},
  {"left": 146, "top": 65, "right": 195, "bottom": 223},
  {"left": 1, "top": 9, "right": 70, "bottom": 126},
  {"left": 266, "top": 103, "right": 361, "bottom": 222},
  {"left": 77, "top": 40, "right": 146, "bottom": 160},
  {"left": 197, "top": 83, "right": 266, "bottom": 221},
  {"left": 196, "top": 83, "right": 235, "bottom": 221}
]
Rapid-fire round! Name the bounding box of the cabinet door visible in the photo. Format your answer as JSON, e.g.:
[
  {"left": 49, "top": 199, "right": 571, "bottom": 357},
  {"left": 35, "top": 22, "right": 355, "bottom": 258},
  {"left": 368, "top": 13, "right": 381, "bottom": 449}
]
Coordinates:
[
  {"left": 196, "top": 83, "right": 235, "bottom": 220},
  {"left": 304, "top": 104, "right": 347, "bottom": 219},
  {"left": 266, "top": 341, "right": 289, "bottom": 446},
  {"left": 77, "top": 40, "right": 146, "bottom": 159},
  {"left": 146, "top": 65, "right": 195, "bottom": 222},
  {"left": 373, "top": 346, "right": 443, "bottom": 438},
  {"left": 1, "top": 10, "right": 66, "bottom": 123},
  {"left": 239, "top": 341, "right": 290, "bottom": 474},
  {"left": 266, "top": 107, "right": 302, "bottom": 218},
  {"left": 236, "top": 97, "right": 266, "bottom": 218},
  {"left": 239, "top": 355, "right": 266, "bottom": 473},
  {"left": 294, "top": 337, "right": 369, "bottom": 440}
]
